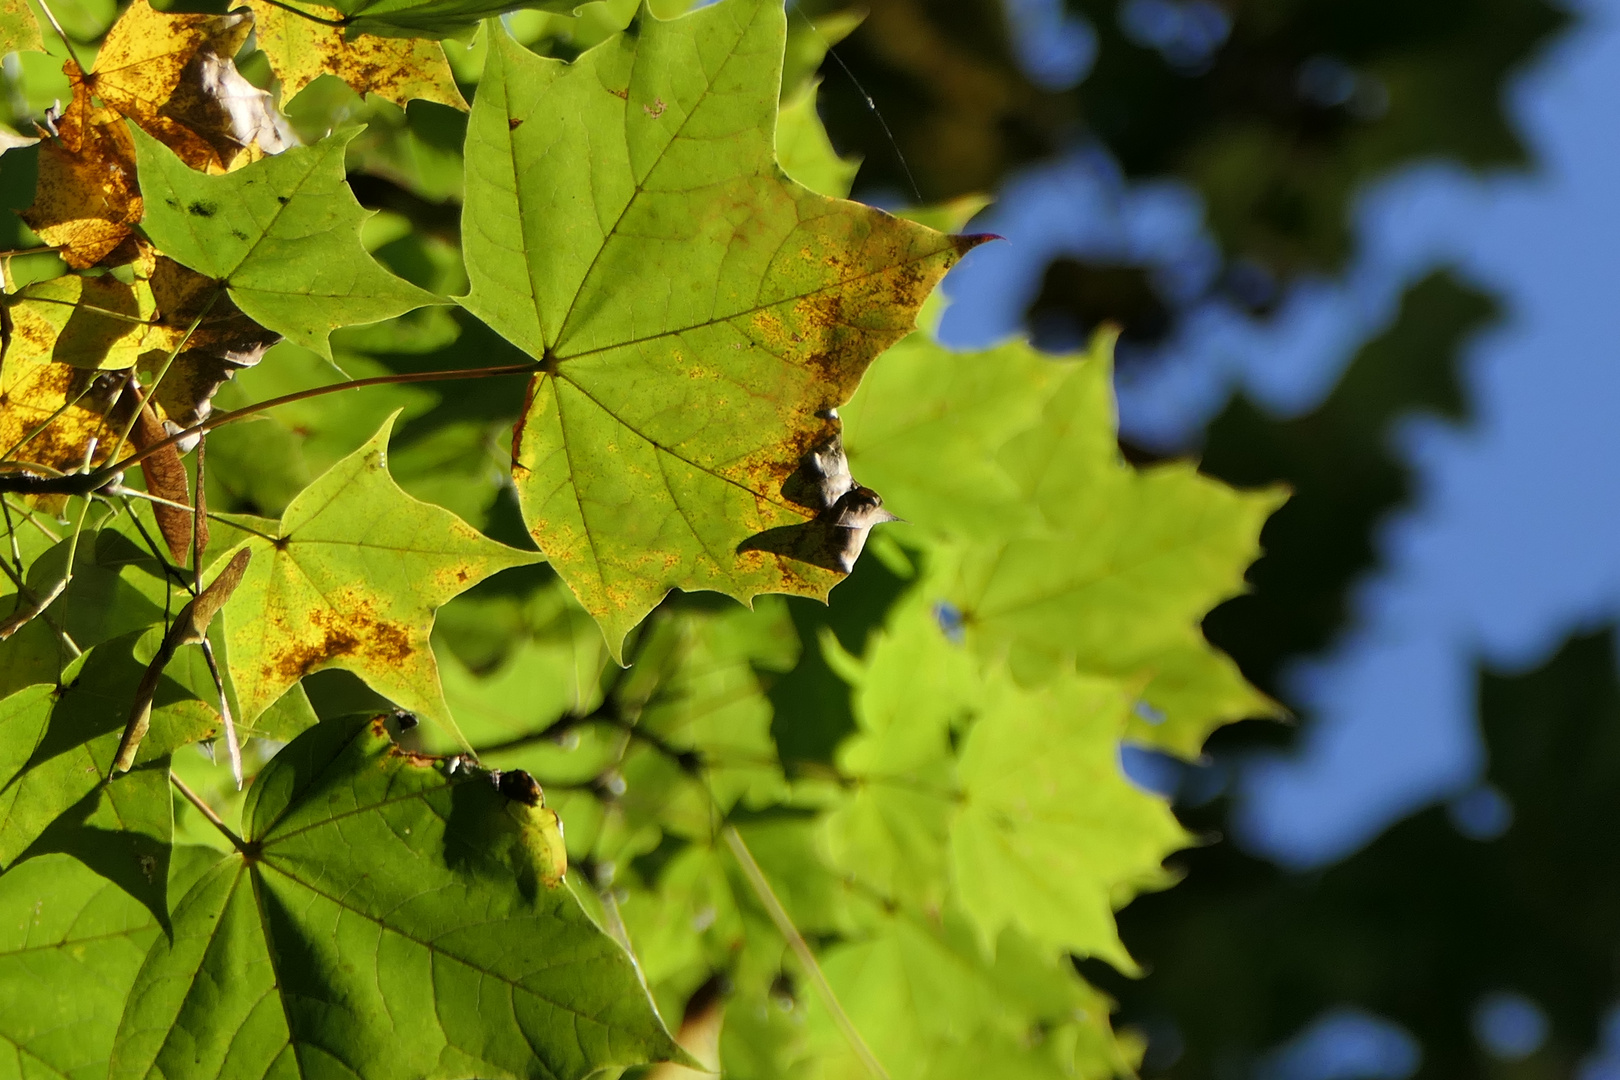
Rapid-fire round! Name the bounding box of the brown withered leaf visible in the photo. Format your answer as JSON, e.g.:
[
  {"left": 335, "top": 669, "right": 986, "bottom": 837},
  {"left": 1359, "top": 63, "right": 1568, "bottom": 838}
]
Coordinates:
[
  {"left": 246, "top": 0, "right": 466, "bottom": 111},
  {"left": 129, "top": 387, "right": 194, "bottom": 563},
  {"left": 22, "top": 65, "right": 143, "bottom": 270},
  {"left": 85, "top": 0, "right": 291, "bottom": 173}
]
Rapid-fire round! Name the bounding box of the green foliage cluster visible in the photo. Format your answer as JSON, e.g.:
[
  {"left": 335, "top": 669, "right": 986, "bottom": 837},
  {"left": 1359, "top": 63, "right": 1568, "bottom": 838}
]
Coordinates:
[{"left": 0, "top": 0, "right": 1282, "bottom": 1076}]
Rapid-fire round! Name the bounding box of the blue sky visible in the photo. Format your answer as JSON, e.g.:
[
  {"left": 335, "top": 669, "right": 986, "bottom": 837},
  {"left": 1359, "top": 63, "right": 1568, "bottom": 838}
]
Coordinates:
[{"left": 938, "top": 0, "right": 1620, "bottom": 867}]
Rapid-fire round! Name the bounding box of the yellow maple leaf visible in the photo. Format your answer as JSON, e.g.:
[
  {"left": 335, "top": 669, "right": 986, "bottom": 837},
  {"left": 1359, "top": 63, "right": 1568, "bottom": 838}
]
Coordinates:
[
  {"left": 22, "top": 65, "right": 144, "bottom": 270},
  {"left": 85, "top": 0, "right": 290, "bottom": 172},
  {"left": 246, "top": 0, "right": 466, "bottom": 111}
]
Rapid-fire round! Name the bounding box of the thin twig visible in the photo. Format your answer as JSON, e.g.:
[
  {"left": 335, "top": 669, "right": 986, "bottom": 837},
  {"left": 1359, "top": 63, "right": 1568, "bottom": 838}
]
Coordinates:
[
  {"left": 252, "top": 0, "right": 351, "bottom": 26},
  {"left": 723, "top": 826, "right": 889, "bottom": 1080},
  {"left": 32, "top": 0, "right": 85, "bottom": 76},
  {"left": 170, "top": 771, "right": 247, "bottom": 851}
]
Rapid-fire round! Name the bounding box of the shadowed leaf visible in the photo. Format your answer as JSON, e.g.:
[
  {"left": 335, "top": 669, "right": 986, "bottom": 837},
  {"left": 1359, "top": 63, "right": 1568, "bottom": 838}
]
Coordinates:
[
  {"left": 0, "top": 637, "right": 217, "bottom": 868},
  {"left": 109, "top": 715, "right": 681, "bottom": 1080},
  {"left": 0, "top": 850, "right": 217, "bottom": 1080},
  {"left": 0, "top": 263, "right": 277, "bottom": 473}
]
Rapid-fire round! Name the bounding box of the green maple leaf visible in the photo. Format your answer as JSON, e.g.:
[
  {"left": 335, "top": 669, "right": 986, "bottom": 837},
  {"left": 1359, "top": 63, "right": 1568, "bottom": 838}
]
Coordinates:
[
  {"left": 950, "top": 665, "right": 1188, "bottom": 972},
  {"left": 0, "top": 641, "right": 217, "bottom": 871},
  {"left": 214, "top": 411, "right": 542, "bottom": 737},
  {"left": 0, "top": 850, "right": 216, "bottom": 1080},
  {"left": 0, "top": 512, "right": 194, "bottom": 697},
  {"left": 845, "top": 332, "right": 1284, "bottom": 756},
  {"left": 131, "top": 126, "right": 441, "bottom": 360},
  {"left": 822, "top": 594, "right": 974, "bottom": 908},
  {"left": 825, "top": 598, "right": 1187, "bottom": 970},
  {"left": 806, "top": 911, "right": 1136, "bottom": 1080},
  {"left": 109, "top": 716, "right": 680, "bottom": 1080},
  {"left": 460, "top": 1, "right": 981, "bottom": 654}
]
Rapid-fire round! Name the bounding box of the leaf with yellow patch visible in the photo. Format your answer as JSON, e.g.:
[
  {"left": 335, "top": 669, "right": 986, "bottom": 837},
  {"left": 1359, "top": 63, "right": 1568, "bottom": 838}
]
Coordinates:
[
  {"left": 214, "top": 411, "right": 542, "bottom": 740},
  {"left": 462, "top": 2, "right": 982, "bottom": 654},
  {"left": 246, "top": 0, "right": 466, "bottom": 110}
]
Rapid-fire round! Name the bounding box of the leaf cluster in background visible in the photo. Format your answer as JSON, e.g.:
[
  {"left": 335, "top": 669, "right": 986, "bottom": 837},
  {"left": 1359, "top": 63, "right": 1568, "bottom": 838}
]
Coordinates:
[
  {"left": 797, "top": 0, "right": 1567, "bottom": 349},
  {"left": 0, "top": 0, "right": 1285, "bottom": 1076}
]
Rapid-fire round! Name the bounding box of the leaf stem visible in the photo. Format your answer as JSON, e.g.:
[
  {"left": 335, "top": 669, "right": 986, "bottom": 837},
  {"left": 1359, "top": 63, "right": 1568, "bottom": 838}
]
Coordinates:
[
  {"left": 251, "top": 0, "right": 352, "bottom": 27},
  {"left": 103, "top": 360, "right": 541, "bottom": 479},
  {"left": 31, "top": 0, "right": 86, "bottom": 78},
  {"left": 170, "top": 770, "right": 248, "bottom": 851},
  {"left": 722, "top": 826, "right": 889, "bottom": 1080}
]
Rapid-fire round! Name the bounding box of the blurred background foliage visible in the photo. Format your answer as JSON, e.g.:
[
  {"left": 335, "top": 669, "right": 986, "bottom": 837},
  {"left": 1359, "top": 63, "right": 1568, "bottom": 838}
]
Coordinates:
[{"left": 796, "top": 0, "right": 1615, "bottom": 1078}]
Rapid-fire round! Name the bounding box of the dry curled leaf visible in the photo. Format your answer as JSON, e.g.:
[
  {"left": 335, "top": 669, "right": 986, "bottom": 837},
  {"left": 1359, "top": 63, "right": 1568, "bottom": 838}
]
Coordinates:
[
  {"left": 246, "top": 0, "right": 466, "bottom": 111},
  {"left": 130, "top": 391, "right": 193, "bottom": 563}
]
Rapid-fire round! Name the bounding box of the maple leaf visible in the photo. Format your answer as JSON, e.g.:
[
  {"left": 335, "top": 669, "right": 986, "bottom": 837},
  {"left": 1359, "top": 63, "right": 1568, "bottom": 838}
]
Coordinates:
[
  {"left": 461, "top": 2, "right": 982, "bottom": 653},
  {"left": 808, "top": 912, "right": 1139, "bottom": 1080},
  {"left": 109, "top": 716, "right": 680, "bottom": 1080},
  {"left": 214, "top": 412, "right": 542, "bottom": 735},
  {"left": 0, "top": 852, "right": 218, "bottom": 1080},
  {"left": 133, "top": 125, "right": 443, "bottom": 358},
  {"left": 257, "top": 0, "right": 576, "bottom": 37},
  {"left": 22, "top": 64, "right": 145, "bottom": 269},
  {"left": 20, "top": 0, "right": 291, "bottom": 269},
  {"left": 0, "top": 640, "right": 218, "bottom": 872},
  {"left": 845, "top": 332, "right": 1285, "bottom": 756},
  {"left": 245, "top": 0, "right": 466, "bottom": 111}
]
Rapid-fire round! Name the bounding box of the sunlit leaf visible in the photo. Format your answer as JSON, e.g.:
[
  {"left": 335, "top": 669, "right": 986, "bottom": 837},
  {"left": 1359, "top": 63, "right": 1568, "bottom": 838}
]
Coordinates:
[
  {"left": 461, "top": 2, "right": 980, "bottom": 652},
  {"left": 133, "top": 125, "right": 442, "bottom": 359},
  {"left": 22, "top": 65, "right": 144, "bottom": 269},
  {"left": 86, "top": 0, "right": 289, "bottom": 171},
  {"left": 0, "top": 0, "right": 42, "bottom": 55},
  {"left": 215, "top": 410, "right": 541, "bottom": 737},
  {"left": 845, "top": 331, "right": 1283, "bottom": 755},
  {"left": 805, "top": 911, "right": 1137, "bottom": 1080}
]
